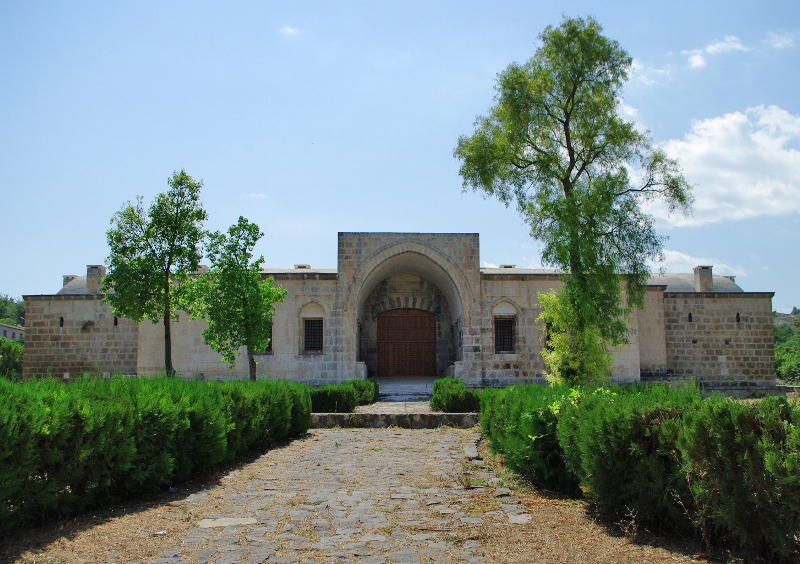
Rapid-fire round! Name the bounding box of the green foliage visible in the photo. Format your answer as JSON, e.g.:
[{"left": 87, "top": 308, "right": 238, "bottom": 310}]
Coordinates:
[
  {"left": 481, "top": 384, "right": 580, "bottom": 493},
  {"left": 309, "top": 383, "right": 358, "bottom": 413},
  {"left": 537, "top": 290, "right": 611, "bottom": 386},
  {"left": 104, "top": 170, "right": 208, "bottom": 375},
  {"left": 677, "top": 395, "right": 800, "bottom": 555},
  {"left": 0, "top": 294, "right": 24, "bottom": 326},
  {"left": 308, "top": 380, "right": 379, "bottom": 413},
  {"left": 775, "top": 321, "right": 800, "bottom": 383},
  {"left": 430, "top": 377, "right": 481, "bottom": 412},
  {"left": 0, "top": 338, "right": 23, "bottom": 381},
  {"left": 454, "top": 16, "right": 691, "bottom": 379},
  {"left": 348, "top": 379, "right": 379, "bottom": 405},
  {"left": 0, "top": 376, "right": 310, "bottom": 533},
  {"left": 557, "top": 383, "right": 701, "bottom": 528},
  {"left": 185, "top": 217, "right": 287, "bottom": 381},
  {"left": 480, "top": 382, "right": 800, "bottom": 556}
]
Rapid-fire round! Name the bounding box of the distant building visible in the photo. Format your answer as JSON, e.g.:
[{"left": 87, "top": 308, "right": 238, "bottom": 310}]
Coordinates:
[
  {"left": 0, "top": 321, "right": 24, "bottom": 341},
  {"left": 23, "top": 233, "right": 776, "bottom": 392}
]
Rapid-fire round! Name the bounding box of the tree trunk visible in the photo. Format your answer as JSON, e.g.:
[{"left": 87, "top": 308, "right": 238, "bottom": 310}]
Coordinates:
[
  {"left": 164, "top": 284, "right": 174, "bottom": 376},
  {"left": 247, "top": 347, "right": 257, "bottom": 381}
]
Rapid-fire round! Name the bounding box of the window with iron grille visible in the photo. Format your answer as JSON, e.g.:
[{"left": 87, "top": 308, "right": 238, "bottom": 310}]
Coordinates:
[
  {"left": 494, "top": 317, "right": 514, "bottom": 353},
  {"left": 304, "top": 319, "right": 323, "bottom": 352}
]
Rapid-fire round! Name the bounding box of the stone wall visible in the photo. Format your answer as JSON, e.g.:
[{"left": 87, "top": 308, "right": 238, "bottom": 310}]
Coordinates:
[
  {"left": 663, "top": 292, "right": 775, "bottom": 388},
  {"left": 136, "top": 271, "right": 346, "bottom": 385},
  {"left": 339, "top": 232, "right": 482, "bottom": 380},
  {"left": 22, "top": 295, "right": 138, "bottom": 378},
  {"left": 638, "top": 286, "right": 668, "bottom": 380}
]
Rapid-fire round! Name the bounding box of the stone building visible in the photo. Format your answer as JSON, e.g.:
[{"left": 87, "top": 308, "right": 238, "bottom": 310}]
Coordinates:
[
  {"left": 23, "top": 233, "right": 777, "bottom": 391},
  {"left": 0, "top": 321, "right": 24, "bottom": 341}
]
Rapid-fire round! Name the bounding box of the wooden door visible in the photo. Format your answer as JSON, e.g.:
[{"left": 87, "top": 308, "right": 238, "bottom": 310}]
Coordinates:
[{"left": 377, "top": 309, "right": 436, "bottom": 377}]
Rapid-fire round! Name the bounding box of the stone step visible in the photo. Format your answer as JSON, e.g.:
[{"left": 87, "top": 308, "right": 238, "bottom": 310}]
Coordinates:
[{"left": 310, "top": 412, "right": 479, "bottom": 429}]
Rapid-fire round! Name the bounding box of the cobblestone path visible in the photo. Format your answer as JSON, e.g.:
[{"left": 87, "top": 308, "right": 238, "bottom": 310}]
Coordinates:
[{"left": 146, "top": 427, "right": 529, "bottom": 564}]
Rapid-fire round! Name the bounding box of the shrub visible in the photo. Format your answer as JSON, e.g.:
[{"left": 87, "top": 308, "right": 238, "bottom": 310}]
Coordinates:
[
  {"left": 309, "top": 383, "right": 358, "bottom": 413},
  {"left": 348, "top": 379, "right": 379, "bottom": 405},
  {"left": 430, "top": 377, "right": 480, "bottom": 412},
  {"left": 482, "top": 384, "right": 580, "bottom": 493},
  {"left": 557, "top": 383, "right": 701, "bottom": 528},
  {"left": 0, "top": 376, "right": 311, "bottom": 533},
  {"left": 677, "top": 394, "right": 800, "bottom": 555}
]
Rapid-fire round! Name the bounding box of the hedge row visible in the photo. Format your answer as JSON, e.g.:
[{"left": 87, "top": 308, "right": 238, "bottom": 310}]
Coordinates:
[
  {"left": 309, "top": 379, "right": 379, "bottom": 413},
  {"left": 0, "top": 376, "right": 312, "bottom": 533},
  {"left": 483, "top": 383, "right": 800, "bottom": 557},
  {"left": 430, "top": 377, "right": 481, "bottom": 413}
]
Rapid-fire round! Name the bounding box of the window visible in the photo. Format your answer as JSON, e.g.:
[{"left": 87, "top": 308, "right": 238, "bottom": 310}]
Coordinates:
[
  {"left": 113, "top": 316, "right": 118, "bottom": 327},
  {"left": 304, "top": 319, "right": 323, "bottom": 352},
  {"left": 494, "top": 318, "right": 514, "bottom": 353},
  {"left": 265, "top": 325, "right": 273, "bottom": 354}
]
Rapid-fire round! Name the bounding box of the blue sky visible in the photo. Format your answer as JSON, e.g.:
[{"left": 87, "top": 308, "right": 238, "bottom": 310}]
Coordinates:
[{"left": 2, "top": 1, "right": 798, "bottom": 312}]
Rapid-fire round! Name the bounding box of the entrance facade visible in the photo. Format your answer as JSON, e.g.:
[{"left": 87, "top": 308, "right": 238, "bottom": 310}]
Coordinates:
[{"left": 377, "top": 309, "right": 436, "bottom": 377}]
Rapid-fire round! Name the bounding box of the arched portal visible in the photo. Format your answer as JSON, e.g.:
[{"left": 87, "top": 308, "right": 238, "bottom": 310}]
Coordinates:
[{"left": 347, "top": 243, "right": 470, "bottom": 378}]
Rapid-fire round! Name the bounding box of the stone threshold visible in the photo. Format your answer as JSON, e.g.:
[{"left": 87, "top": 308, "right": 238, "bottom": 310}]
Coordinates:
[{"left": 310, "top": 412, "right": 479, "bottom": 429}]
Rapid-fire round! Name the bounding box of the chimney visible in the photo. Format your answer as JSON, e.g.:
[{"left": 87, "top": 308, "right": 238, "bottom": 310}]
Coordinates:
[
  {"left": 63, "top": 275, "right": 78, "bottom": 287},
  {"left": 87, "top": 265, "right": 106, "bottom": 294},
  {"left": 693, "top": 265, "right": 713, "bottom": 292}
]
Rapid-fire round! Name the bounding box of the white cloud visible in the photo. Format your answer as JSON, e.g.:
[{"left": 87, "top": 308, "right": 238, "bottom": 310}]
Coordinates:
[
  {"left": 651, "top": 249, "right": 747, "bottom": 277},
  {"left": 481, "top": 261, "right": 498, "bottom": 268},
  {"left": 681, "top": 35, "right": 750, "bottom": 68},
  {"left": 242, "top": 193, "right": 266, "bottom": 200},
  {"left": 278, "top": 25, "right": 299, "bottom": 36},
  {"left": 763, "top": 31, "right": 795, "bottom": 49},
  {"left": 630, "top": 58, "right": 675, "bottom": 85},
  {"left": 648, "top": 105, "right": 800, "bottom": 227}
]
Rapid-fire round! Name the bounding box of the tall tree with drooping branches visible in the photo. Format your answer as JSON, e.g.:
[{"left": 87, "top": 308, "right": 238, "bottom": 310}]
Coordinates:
[{"left": 454, "top": 16, "right": 692, "bottom": 384}]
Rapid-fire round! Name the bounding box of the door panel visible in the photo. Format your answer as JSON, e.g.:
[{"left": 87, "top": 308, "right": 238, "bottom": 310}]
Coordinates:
[{"left": 377, "top": 309, "right": 436, "bottom": 377}]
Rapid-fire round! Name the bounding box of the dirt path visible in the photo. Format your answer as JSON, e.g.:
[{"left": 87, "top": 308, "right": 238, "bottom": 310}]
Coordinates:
[{"left": 3, "top": 427, "right": 710, "bottom": 563}]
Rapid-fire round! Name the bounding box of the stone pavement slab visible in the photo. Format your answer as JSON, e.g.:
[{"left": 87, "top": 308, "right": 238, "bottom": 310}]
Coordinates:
[{"left": 141, "top": 427, "right": 530, "bottom": 563}]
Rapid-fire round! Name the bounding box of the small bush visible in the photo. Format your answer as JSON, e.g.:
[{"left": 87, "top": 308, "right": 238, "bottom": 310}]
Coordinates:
[
  {"left": 309, "top": 383, "right": 358, "bottom": 413},
  {"left": 348, "top": 379, "right": 379, "bottom": 405},
  {"left": 430, "top": 377, "right": 480, "bottom": 412}
]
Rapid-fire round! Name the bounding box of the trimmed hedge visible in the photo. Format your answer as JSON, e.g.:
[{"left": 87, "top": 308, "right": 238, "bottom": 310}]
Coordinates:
[
  {"left": 481, "top": 382, "right": 800, "bottom": 557},
  {"left": 678, "top": 395, "right": 800, "bottom": 554},
  {"left": 557, "top": 384, "right": 701, "bottom": 528},
  {"left": 430, "top": 377, "right": 481, "bottom": 413},
  {"left": 481, "top": 384, "right": 580, "bottom": 493},
  {"left": 0, "top": 376, "right": 311, "bottom": 533},
  {"left": 309, "top": 379, "right": 379, "bottom": 413}
]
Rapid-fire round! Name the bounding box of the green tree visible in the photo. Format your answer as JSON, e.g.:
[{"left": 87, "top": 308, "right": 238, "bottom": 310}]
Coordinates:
[
  {"left": 103, "top": 170, "right": 208, "bottom": 376},
  {"left": 454, "top": 16, "right": 692, "bottom": 385},
  {"left": 0, "top": 294, "right": 25, "bottom": 326},
  {"left": 186, "top": 217, "right": 287, "bottom": 381},
  {"left": 775, "top": 320, "right": 800, "bottom": 383},
  {"left": 0, "top": 337, "right": 23, "bottom": 381}
]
